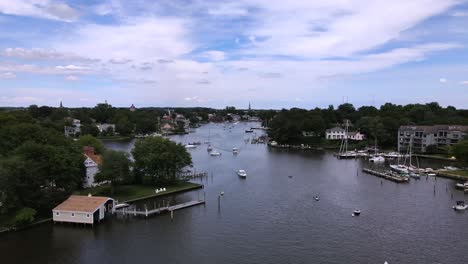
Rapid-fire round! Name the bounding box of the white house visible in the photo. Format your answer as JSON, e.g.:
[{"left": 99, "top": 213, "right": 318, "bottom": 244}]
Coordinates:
[
  {"left": 325, "top": 127, "right": 365, "bottom": 141},
  {"left": 96, "top": 123, "right": 116, "bottom": 133},
  {"left": 64, "top": 119, "right": 81, "bottom": 137},
  {"left": 83, "top": 146, "right": 102, "bottom": 188},
  {"left": 53, "top": 195, "right": 114, "bottom": 225},
  {"left": 325, "top": 127, "right": 346, "bottom": 139},
  {"left": 347, "top": 131, "right": 365, "bottom": 141}
]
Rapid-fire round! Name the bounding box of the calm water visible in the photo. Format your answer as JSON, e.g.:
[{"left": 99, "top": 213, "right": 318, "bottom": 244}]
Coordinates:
[{"left": 1, "top": 122, "right": 467, "bottom": 264}]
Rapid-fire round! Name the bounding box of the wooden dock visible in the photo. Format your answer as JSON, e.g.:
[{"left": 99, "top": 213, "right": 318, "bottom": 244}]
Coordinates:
[
  {"left": 362, "top": 168, "right": 409, "bottom": 183},
  {"left": 114, "top": 200, "right": 205, "bottom": 217}
]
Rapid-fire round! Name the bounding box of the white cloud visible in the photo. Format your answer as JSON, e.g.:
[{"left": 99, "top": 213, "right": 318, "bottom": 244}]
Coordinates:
[
  {"left": 459, "top": 81, "right": 468, "bottom": 85},
  {"left": 109, "top": 58, "right": 132, "bottom": 64},
  {"left": 2, "top": 48, "right": 97, "bottom": 62},
  {"left": 439, "top": 78, "right": 447, "bottom": 83},
  {"left": 0, "top": 0, "right": 79, "bottom": 22},
  {"left": 201, "top": 50, "right": 225, "bottom": 61},
  {"left": 65, "top": 75, "right": 79, "bottom": 81},
  {"left": 0, "top": 72, "right": 16, "bottom": 79},
  {"left": 208, "top": 3, "right": 248, "bottom": 16}
]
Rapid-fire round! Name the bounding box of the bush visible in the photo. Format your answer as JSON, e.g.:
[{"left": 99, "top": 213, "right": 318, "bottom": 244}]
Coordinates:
[{"left": 14, "top": 207, "right": 37, "bottom": 227}]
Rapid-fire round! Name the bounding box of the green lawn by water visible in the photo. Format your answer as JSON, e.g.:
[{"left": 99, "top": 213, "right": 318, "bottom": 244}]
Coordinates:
[
  {"left": 74, "top": 182, "right": 202, "bottom": 202},
  {"left": 447, "top": 170, "right": 468, "bottom": 179}
]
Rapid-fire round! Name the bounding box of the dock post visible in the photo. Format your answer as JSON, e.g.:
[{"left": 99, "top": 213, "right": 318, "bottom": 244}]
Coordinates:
[
  {"left": 198, "top": 191, "right": 200, "bottom": 201},
  {"left": 171, "top": 210, "right": 174, "bottom": 220},
  {"left": 145, "top": 208, "right": 148, "bottom": 217}
]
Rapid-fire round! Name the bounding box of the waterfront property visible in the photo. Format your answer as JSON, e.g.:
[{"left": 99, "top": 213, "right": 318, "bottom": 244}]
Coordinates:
[
  {"left": 52, "top": 195, "right": 114, "bottom": 225},
  {"left": 398, "top": 125, "right": 468, "bottom": 153},
  {"left": 64, "top": 118, "right": 81, "bottom": 137},
  {"left": 83, "top": 146, "right": 102, "bottom": 188},
  {"left": 325, "top": 127, "right": 365, "bottom": 140}
]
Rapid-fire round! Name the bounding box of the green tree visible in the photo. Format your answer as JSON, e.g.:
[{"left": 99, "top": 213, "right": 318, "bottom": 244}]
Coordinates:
[
  {"left": 116, "top": 117, "right": 133, "bottom": 136},
  {"left": 452, "top": 139, "right": 468, "bottom": 165},
  {"left": 77, "top": 135, "right": 105, "bottom": 154},
  {"left": 81, "top": 124, "right": 100, "bottom": 137},
  {"left": 95, "top": 150, "right": 132, "bottom": 194},
  {"left": 132, "top": 137, "right": 192, "bottom": 184}
]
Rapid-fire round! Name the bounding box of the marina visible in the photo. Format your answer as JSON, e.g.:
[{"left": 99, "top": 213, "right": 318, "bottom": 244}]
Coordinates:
[
  {"left": 362, "top": 168, "right": 409, "bottom": 183},
  {"left": 1, "top": 122, "right": 467, "bottom": 264}
]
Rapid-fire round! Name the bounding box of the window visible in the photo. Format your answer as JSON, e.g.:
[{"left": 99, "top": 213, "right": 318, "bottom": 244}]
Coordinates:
[
  {"left": 56, "top": 212, "right": 59, "bottom": 216},
  {"left": 87, "top": 214, "right": 90, "bottom": 218},
  {"left": 71, "top": 213, "right": 75, "bottom": 217}
]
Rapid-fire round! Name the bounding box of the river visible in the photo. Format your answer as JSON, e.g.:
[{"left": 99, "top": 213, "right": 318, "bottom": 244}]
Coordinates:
[{"left": 1, "top": 122, "right": 467, "bottom": 264}]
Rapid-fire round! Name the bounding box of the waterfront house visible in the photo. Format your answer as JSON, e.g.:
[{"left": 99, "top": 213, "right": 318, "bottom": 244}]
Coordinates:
[
  {"left": 325, "top": 127, "right": 365, "bottom": 141},
  {"left": 161, "top": 123, "right": 174, "bottom": 133},
  {"left": 53, "top": 195, "right": 114, "bottom": 225},
  {"left": 83, "top": 146, "right": 102, "bottom": 188},
  {"left": 64, "top": 118, "right": 81, "bottom": 137},
  {"left": 130, "top": 104, "right": 136, "bottom": 112},
  {"left": 398, "top": 125, "right": 468, "bottom": 153},
  {"left": 96, "top": 123, "right": 116, "bottom": 134}
]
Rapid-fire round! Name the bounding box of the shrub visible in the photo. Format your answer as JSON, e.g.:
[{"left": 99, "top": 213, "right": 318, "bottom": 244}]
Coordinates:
[{"left": 14, "top": 207, "right": 37, "bottom": 227}]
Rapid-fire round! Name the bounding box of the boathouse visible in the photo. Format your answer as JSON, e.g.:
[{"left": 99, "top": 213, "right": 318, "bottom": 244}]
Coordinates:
[{"left": 52, "top": 195, "right": 114, "bottom": 225}]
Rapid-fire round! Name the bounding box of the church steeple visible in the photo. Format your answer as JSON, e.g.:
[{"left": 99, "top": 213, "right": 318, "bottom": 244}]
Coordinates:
[
  {"left": 59, "top": 101, "right": 63, "bottom": 108},
  {"left": 248, "top": 102, "right": 251, "bottom": 111}
]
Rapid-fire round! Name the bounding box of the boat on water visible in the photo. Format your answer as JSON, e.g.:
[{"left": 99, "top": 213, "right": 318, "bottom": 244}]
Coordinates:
[
  {"left": 390, "top": 164, "right": 409, "bottom": 174},
  {"left": 409, "top": 172, "right": 421, "bottom": 179},
  {"left": 185, "top": 144, "right": 197, "bottom": 149},
  {"left": 336, "top": 120, "right": 357, "bottom": 159},
  {"left": 455, "top": 182, "right": 468, "bottom": 189},
  {"left": 210, "top": 151, "right": 221, "bottom": 156},
  {"left": 237, "top": 169, "right": 247, "bottom": 178},
  {"left": 207, "top": 145, "right": 213, "bottom": 151},
  {"left": 353, "top": 209, "right": 361, "bottom": 216},
  {"left": 232, "top": 148, "right": 239, "bottom": 154},
  {"left": 314, "top": 196, "right": 320, "bottom": 201},
  {"left": 245, "top": 129, "right": 254, "bottom": 133},
  {"left": 369, "top": 156, "right": 385, "bottom": 163},
  {"left": 339, "top": 151, "right": 357, "bottom": 159},
  {"left": 453, "top": 201, "right": 468, "bottom": 211}
]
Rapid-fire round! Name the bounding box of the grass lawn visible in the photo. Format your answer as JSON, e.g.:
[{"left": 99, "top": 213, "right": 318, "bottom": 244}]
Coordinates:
[
  {"left": 447, "top": 170, "right": 468, "bottom": 178},
  {"left": 74, "top": 181, "right": 202, "bottom": 202}
]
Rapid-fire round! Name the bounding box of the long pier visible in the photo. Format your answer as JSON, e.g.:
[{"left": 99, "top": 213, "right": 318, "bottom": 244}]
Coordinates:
[
  {"left": 114, "top": 200, "right": 205, "bottom": 217},
  {"left": 362, "top": 168, "right": 409, "bottom": 183}
]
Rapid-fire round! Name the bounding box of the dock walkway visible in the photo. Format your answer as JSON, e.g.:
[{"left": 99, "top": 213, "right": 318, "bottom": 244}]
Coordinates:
[
  {"left": 362, "top": 168, "right": 409, "bottom": 183},
  {"left": 114, "top": 200, "right": 205, "bottom": 217}
]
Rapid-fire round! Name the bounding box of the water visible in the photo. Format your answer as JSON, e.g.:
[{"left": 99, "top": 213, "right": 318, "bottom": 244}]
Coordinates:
[{"left": 1, "top": 122, "right": 467, "bottom": 264}]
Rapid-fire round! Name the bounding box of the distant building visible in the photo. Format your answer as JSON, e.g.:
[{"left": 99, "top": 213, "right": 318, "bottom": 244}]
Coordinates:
[
  {"left": 398, "top": 125, "right": 468, "bottom": 153},
  {"left": 83, "top": 146, "right": 103, "bottom": 188},
  {"left": 52, "top": 195, "right": 114, "bottom": 225},
  {"left": 130, "top": 104, "right": 136, "bottom": 112},
  {"left": 96, "top": 123, "right": 115, "bottom": 133},
  {"left": 64, "top": 118, "right": 81, "bottom": 137},
  {"left": 161, "top": 123, "right": 174, "bottom": 133},
  {"left": 325, "top": 127, "right": 365, "bottom": 141}
]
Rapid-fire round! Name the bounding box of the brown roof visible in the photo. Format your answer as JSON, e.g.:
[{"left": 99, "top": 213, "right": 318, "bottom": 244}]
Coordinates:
[
  {"left": 85, "top": 153, "right": 103, "bottom": 165},
  {"left": 53, "top": 195, "right": 113, "bottom": 213}
]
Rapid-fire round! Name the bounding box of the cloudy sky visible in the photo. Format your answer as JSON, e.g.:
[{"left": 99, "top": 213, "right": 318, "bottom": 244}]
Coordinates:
[{"left": 1, "top": 0, "right": 468, "bottom": 109}]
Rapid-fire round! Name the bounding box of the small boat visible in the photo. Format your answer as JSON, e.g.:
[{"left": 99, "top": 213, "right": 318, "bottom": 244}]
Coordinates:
[
  {"left": 245, "top": 129, "right": 254, "bottom": 133},
  {"left": 409, "top": 172, "right": 421, "bottom": 179},
  {"left": 114, "top": 203, "right": 130, "bottom": 210},
  {"left": 353, "top": 209, "right": 361, "bottom": 216},
  {"left": 237, "top": 169, "right": 247, "bottom": 178},
  {"left": 369, "top": 156, "right": 385, "bottom": 163},
  {"left": 232, "top": 148, "right": 239, "bottom": 154},
  {"left": 210, "top": 151, "right": 221, "bottom": 156},
  {"left": 207, "top": 145, "right": 213, "bottom": 151},
  {"left": 314, "top": 196, "right": 320, "bottom": 201},
  {"left": 390, "top": 164, "right": 409, "bottom": 174},
  {"left": 288, "top": 175, "right": 293, "bottom": 178},
  {"left": 455, "top": 182, "right": 468, "bottom": 189},
  {"left": 185, "top": 144, "right": 197, "bottom": 149},
  {"left": 338, "top": 151, "right": 357, "bottom": 159},
  {"left": 220, "top": 191, "right": 224, "bottom": 196},
  {"left": 452, "top": 201, "right": 468, "bottom": 211}
]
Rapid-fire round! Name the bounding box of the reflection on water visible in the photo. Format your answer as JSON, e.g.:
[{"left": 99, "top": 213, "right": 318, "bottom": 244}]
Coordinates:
[{"left": 1, "top": 122, "right": 467, "bottom": 264}]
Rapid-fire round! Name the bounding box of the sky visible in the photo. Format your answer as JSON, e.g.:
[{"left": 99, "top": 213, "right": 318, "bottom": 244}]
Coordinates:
[{"left": 0, "top": 0, "right": 468, "bottom": 109}]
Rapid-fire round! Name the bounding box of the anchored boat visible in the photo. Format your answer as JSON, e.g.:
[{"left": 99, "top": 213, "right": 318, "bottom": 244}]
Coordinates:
[
  {"left": 453, "top": 201, "right": 468, "bottom": 211},
  {"left": 237, "top": 169, "right": 247, "bottom": 178}
]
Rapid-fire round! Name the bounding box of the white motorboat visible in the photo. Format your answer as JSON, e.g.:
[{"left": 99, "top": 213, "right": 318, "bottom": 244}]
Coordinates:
[
  {"left": 237, "top": 169, "right": 247, "bottom": 178},
  {"left": 453, "top": 201, "right": 468, "bottom": 211},
  {"left": 409, "top": 172, "right": 421, "bottom": 179},
  {"left": 210, "top": 151, "right": 221, "bottom": 156},
  {"left": 455, "top": 182, "right": 468, "bottom": 189},
  {"left": 369, "top": 156, "right": 385, "bottom": 163},
  {"left": 390, "top": 164, "right": 409, "bottom": 174},
  {"left": 314, "top": 196, "right": 320, "bottom": 201},
  {"left": 353, "top": 209, "right": 361, "bottom": 216},
  {"left": 269, "top": 141, "right": 278, "bottom": 146},
  {"left": 207, "top": 145, "right": 213, "bottom": 151},
  {"left": 185, "top": 144, "right": 197, "bottom": 149},
  {"left": 232, "top": 148, "right": 239, "bottom": 154}
]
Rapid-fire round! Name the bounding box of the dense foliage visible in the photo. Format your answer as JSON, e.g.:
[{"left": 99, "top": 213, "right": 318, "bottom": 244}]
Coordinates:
[
  {"left": 268, "top": 102, "right": 468, "bottom": 148},
  {"left": 132, "top": 137, "right": 192, "bottom": 185},
  {"left": 95, "top": 150, "right": 133, "bottom": 194}
]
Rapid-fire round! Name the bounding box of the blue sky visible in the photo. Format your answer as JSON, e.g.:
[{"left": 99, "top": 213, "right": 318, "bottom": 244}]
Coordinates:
[{"left": 0, "top": 0, "right": 467, "bottom": 109}]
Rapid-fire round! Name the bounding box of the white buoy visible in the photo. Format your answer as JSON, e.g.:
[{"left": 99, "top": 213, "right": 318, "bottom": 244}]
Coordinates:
[{"left": 220, "top": 191, "right": 224, "bottom": 196}]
